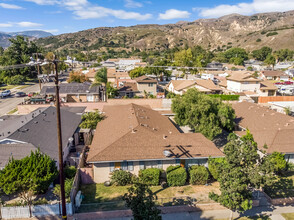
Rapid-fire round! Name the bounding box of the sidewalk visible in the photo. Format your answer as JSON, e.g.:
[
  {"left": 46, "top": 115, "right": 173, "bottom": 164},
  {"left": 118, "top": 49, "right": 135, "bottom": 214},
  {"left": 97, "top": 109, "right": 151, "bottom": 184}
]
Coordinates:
[{"left": 69, "top": 204, "right": 294, "bottom": 220}]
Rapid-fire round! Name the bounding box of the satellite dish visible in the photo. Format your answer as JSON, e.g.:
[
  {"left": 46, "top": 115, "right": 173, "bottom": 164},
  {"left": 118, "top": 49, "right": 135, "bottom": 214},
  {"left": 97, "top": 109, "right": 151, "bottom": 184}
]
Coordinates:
[{"left": 163, "top": 150, "right": 172, "bottom": 157}]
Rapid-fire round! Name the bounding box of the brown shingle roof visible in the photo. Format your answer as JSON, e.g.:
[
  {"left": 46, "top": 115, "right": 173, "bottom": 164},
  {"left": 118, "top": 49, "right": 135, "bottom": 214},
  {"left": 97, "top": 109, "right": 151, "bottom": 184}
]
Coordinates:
[
  {"left": 261, "top": 70, "right": 286, "bottom": 77},
  {"left": 88, "top": 104, "right": 223, "bottom": 162},
  {"left": 227, "top": 72, "right": 260, "bottom": 82},
  {"left": 169, "top": 80, "right": 222, "bottom": 92},
  {"left": 119, "top": 82, "right": 138, "bottom": 92},
  {"left": 260, "top": 81, "right": 278, "bottom": 90},
  {"left": 134, "top": 76, "right": 157, "bottom": 83},
  {"left": 107, "top": 68, "right": 117, "bottom": 78},
  {"left": 232, "top": 101, "right": 294, "bottom": 154}
]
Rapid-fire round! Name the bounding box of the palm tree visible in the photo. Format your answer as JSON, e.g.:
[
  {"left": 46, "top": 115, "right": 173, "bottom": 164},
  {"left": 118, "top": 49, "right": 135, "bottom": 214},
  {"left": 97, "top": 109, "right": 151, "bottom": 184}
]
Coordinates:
[{"left": 92, "top": 67, "right": 108, "bottom": 101}]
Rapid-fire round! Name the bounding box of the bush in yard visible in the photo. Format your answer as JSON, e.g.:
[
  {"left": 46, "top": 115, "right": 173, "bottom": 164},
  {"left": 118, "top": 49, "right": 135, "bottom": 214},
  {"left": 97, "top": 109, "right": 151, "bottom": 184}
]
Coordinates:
[
  {"left": 64, "top": 166, "right": 77, "bottom": 179},
  {"left": 166, "top": 165, "right": 187, "bottom": 186},
  {"left": 139, "top": 168, "right": 161, "bottom": 186},
  {"left": 111, "top": 170, "right": 132, "bottom": 186},
  {"left": 208, "top": 157, "right": 227, "bottom": 181},
  {"left": 189, "top": 165, "right": 209, "bottom": 185}
]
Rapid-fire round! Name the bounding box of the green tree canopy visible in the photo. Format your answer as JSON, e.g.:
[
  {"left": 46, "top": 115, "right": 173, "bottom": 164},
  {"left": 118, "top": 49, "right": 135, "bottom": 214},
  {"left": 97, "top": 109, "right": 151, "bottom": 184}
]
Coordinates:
[
  {"left": 93, "top": 67, "right": 107, "bottom": 85},
  {"left": 264, "top": 54, "right": 276, "bottom": 69},
  {"left": 252, "top": 47, "right": 272, "bottom": 61},
  {"left": 123, "top": 181, "right": 161, "bottom": 220},
  {"left": 209, "top": 131, "right": 277, "bottom": 212},
  {"left": 172, "top": 89, "right": 235, "bottom": 140},
  {"left": 129, "top": 67, "right": 146, "bottom": 78},
  {"left": 0, "top": 36, "right": 42, "bottom": 84},
  {"left": 0, "top": 149, "right": 58, "bottom": 195},
  {"left": 79, "top": 111, "right": 104, "bottom": 129}
]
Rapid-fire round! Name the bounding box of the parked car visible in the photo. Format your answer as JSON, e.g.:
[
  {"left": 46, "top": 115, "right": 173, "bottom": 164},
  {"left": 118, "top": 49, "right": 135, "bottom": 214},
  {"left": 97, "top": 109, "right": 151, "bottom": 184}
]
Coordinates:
[
  {"left": 0, "top": 90, "right": 11, "bottom": 98},
  {"left": 28, "top": 92, "right": 36, "bottom": 97},
  {"left": 284, "top": 81, "right": 293, "bottom": 85},
  {"left": 46, "top": 96, "right": 54, "bottom": 102},
  {"left": 15, "top": 92, "right": 26, "bottom": 97}
]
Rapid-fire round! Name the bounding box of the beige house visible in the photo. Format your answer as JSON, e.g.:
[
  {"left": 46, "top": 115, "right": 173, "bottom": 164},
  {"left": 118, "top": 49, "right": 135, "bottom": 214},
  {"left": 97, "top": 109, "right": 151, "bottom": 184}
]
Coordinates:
[
  {"left": 260, "top": 70, "right": 289, "bottom": 81},
  {"left": 134, "top": 76, "right": 157, "bottom": 97},
  {"left": 166, "top": 80, "right": 222, "bottom": 95},
  {"left": 87, "top": 104, "right": 224, "bottom": 183}
]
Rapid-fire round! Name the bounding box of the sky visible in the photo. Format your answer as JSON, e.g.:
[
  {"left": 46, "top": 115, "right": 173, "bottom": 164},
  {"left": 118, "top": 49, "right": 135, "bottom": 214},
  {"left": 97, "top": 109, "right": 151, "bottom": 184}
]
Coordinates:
[{"left": 1, "top": 0, "right": 294, "bottom": 35}]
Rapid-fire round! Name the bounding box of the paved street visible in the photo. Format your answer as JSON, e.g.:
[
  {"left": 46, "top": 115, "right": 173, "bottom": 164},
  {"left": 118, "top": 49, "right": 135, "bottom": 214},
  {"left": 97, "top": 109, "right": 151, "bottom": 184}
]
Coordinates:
[{"left": 0, "top": 83, "right": 41, "bottom": 116}]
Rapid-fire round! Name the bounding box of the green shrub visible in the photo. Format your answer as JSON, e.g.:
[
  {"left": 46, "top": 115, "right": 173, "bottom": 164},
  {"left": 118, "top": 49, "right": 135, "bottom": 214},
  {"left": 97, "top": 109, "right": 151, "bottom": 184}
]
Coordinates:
[
  {"left": 256, "top": 38, "right": 261, "bottom": 42},
  {"left": 189, "top": 165, "right": 209, "bottom": 185},
  {"left": 139, "top": 168, "right": 161, "bottom": 186},
  {"left": 208, "top": 157, "right": 227, "bottom": 180},
  {"left": 266, "top": 32, "right": 278, "bottom": 37},
  {"left": 111, "top": 170, "right": 132, "bottom": 186},
  {"left": 64, "top": 166, "right": 77, "bottom": 179},
  {"left": 208, "top": 94, "right": 240, "bottom": 101},
  {"left": 5, "top": 75, "right": 25, "bottom": 85},
  {"left": 166, "top": 165, "right": 187, "bottom": 186}
]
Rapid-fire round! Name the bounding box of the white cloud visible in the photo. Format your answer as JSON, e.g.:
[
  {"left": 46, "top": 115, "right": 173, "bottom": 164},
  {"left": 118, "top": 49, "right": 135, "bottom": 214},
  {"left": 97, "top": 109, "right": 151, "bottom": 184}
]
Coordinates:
[
  {"left": 0, "top": 3, "right": 23, "bottom": 9},
  {"left": 197, "top": 0, "right": 294, "bottom": 18},
  {"left": 16, "top": 22, "right": 43, "bottom": 27},
  {"left": 73, "top": 6, "right": 152, "bottom": 20},
  {"left": 0, "top": 23, "right": 13, "bottom": 28},
  {"left": 24, "top": 0, "right": 58, "bottom": 5},
  {"left": 124, "top": 0, "right": 143, "bottom": 8},
  {"left": 25, "top": 0, "right": 152, "bottom": 21},
  {"left": 159, "top": 9, "right": 191, "bottom": 20}
]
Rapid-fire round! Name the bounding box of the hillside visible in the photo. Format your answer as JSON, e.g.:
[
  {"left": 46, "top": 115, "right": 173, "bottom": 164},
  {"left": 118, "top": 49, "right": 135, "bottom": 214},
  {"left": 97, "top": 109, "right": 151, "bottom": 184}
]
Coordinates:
[
  {"left": 0, "top": 30, "right": 53, "bottom": 48},
  {"left": 36, "top": 10, "right": 294, "bottom": 52}
]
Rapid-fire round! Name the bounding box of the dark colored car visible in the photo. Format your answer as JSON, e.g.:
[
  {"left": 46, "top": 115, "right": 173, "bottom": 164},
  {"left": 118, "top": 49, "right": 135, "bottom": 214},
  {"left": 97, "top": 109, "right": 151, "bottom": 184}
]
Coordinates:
[
  {"left": 15, "top": 92, "right": 26, "bottom": 97},
  {"left": 28, "top": 92, "right": 36, "bottom": 97}
]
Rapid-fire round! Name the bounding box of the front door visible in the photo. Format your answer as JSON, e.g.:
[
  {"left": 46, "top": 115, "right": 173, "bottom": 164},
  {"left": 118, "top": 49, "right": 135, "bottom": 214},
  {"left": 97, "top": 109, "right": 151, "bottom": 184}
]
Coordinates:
[{"left": 180, "top": 160, "right": 185, "bottom": 168}]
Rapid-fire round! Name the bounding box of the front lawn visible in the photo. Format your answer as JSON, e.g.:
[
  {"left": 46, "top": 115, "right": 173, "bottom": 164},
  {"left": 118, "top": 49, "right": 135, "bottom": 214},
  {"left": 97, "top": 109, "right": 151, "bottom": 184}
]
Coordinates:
[
  {"left": 78, "top": 182, "right": 220, "bottom": 212},
  {"left": 264, "top": 171, "right": 294, "bottom": 199},
  {"left": 282, "top": 213, "right": 294, "bottom": 220}
]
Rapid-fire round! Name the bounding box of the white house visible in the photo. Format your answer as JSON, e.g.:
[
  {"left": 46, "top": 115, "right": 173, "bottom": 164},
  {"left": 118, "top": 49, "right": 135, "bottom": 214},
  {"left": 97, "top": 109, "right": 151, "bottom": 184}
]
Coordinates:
[{"left": 226, "top": 72, "right": 261, "bottom": 93}]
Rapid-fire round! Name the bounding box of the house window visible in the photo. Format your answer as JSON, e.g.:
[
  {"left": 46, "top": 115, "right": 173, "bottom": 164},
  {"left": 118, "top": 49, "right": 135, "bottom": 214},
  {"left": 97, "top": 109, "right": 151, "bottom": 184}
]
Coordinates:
[
  {"left": 139, "top": 161, "right": 145, "bottom": 170},
  {"left": 87, "top": 95, "right": 94, "bottom": 102},
  {"left": 110, "top": 162, "right": 115, "bottom": 172},
  {"left": 175, "top": 159, "right": 180, "bottom": 166},
  {"left": 157, "top": 160, "right": 163, "bottom": 169},
  {"left": 148, "top": 83, "right": 153, "bottom": 87}
]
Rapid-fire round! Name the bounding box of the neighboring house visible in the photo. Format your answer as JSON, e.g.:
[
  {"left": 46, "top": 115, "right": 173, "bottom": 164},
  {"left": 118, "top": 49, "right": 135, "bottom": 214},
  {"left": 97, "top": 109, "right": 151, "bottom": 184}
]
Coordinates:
[
  {"left": 107, "top": 68, "right": 117, "bottom": 84},
  {"left": 260, "top": 70, "right": 289, "bottom": 81},
  {"left": 201, "top": 73, "right": 214, "bottom": 80},
  {"left": 85, "top": 69, "right": 96, "bottom": 82},
  {"left": 285, "top": 69, "right": 294, "bottom": 78},
  {"left": 226, "top": 72, "right": 260, "bottom": 93},
  {"left": 87, "top": 104, "right": 223, "bottom": 183},
  {"left": 118, "top": 82, "right": 139, "bottom": 97},
  {"left": 206, "top": 62, "right": 223, "bottom": 71},
  {"left": 258, "top": 81, "right": 278, "bottom": 96},
  {"left": 233, "top": 101, "right": 294, "bottom": 163},
  {"left": 101, "top": 61, "right": 116, "bottom": 68},
  {"left": 118, "top": 58, "right": 141, "bottom": 71},
  {"left": 269, "top": 101, "right": 294, "bottom": 115},
  {"left": 134, "top": 76, "right": 157, "bottom": 97},
  {"left": 0, "top": 107, "right": 84, "bottom": 169},
  {"left": 135, "top": 62, "right": 147, "bottom": 68},
  {"left": 41, "top": 82, "right": 105, "bottom": 103},
  {"left": 167, "top": 80, "right": 222, "bottom": 95},
  {"left": 223, "top": 64, "right": 246, "bottom": 71},
  {"left": 274, "top": 63, "right": 292, "bottom": 70}
]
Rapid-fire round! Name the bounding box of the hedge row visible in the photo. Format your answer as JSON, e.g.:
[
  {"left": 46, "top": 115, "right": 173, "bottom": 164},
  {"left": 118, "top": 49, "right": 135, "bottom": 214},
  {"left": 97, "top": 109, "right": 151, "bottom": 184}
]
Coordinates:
[
  {"left": 208, "top": 94, "right": 240, "bottom": 101},
  {"left": 139, "top": 168, "right": 161, "bottom": 186},
  {"left": 167, "top": 165, "right": 187, "bottom": 186}
]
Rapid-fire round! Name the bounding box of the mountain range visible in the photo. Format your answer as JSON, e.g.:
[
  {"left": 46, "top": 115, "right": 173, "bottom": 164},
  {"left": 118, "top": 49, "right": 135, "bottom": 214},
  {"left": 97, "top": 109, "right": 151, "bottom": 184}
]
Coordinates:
[
  {"left": 0, "top": 30, "right": 53, "bottom": 48},
  {"left": 34, "top": 10, "right": 294, "bottom": 53}
]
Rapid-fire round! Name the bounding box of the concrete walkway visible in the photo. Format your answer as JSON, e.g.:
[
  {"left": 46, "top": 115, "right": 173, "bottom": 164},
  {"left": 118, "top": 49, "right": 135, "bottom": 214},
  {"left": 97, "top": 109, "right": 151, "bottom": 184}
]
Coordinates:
[{"left": 69, "top": 204, "right": 294, "bottom": 220}]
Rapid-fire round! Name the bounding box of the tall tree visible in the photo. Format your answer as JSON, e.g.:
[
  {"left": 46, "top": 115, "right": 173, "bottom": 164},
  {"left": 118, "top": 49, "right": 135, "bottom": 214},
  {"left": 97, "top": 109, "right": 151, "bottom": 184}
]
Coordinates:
[
  {"left": 0, "top": 149, "right": 58, "bottom": 195},
  {"left": 123, "top": 182, "right": 161, "bottom": 220},
  {"left": 264, "top": 54, "right": 276, "bottom": 69},
  {"left": 172, "top": 89, "right": 235, "bottom": 140},
  {"left": 209, "top": 131, "right": 277, "bottom": 212},
  {"left": 252, "top": 47, "right": 272, "bottom": 61},
  {"left": 0, "top": 36, "right": 41, "bottom": 83}
]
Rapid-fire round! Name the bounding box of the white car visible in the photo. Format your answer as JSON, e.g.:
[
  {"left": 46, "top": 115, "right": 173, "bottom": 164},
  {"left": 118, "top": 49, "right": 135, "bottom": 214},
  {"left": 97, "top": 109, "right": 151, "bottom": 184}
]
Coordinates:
[{"left": 0, "top": 90, "right": 11, "bottom": 98}]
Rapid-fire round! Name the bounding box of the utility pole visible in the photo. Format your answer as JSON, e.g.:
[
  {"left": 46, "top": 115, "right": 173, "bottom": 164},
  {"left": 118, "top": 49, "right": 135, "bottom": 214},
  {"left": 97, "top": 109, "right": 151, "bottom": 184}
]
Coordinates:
[{"left": 54, "top": 58, "right": 67, "bottom": 220}]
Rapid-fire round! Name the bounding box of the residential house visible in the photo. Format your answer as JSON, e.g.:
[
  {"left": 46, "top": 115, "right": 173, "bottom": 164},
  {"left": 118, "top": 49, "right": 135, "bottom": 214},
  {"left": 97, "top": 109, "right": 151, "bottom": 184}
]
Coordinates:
[
  {"left": 87, "top": 104, "right": 224, "bottom": 183},
  {"left": 233, "top": 101, "right": 294, "bottom": 163},
  {"left": 118, "top": 58, "right": 141, "bottom": 71},
  {"left": 226, "top": 72, "right": 261, "bottom": 93},
  {"left": 85, "top": 69, "right": 96, "bottom": 82},
  {"left": 40, "top": 82, "right": 105, "bottom": 102},
  {"left": 135, "top": 62, "right": 147, "bottom": 68},
  {"left": 260, "top": 70, "right": 289, "bottom": 81},
  {"left": 206, "top": 62, "right": 223, "bottom": 71},
  {"left": 258, "top": 81, "right": 278, "bottom": 96},
  {"left": 0, "top": 107, "right": 84, "bottom": 169},
  {"left": 167, "top": 80, "right": 222, "bottom": 95},
  {"left": 118, "top": 82, "right": 139, "bottom": 98},
  {"left": 134, "top": 76, "right": 157, "bottom": 97},
  {"left": 101, "top": 61, "right": 116, "bottom": 68},
  {"left": 223, "top": 64, "right": 246, "bottom": 71}
]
